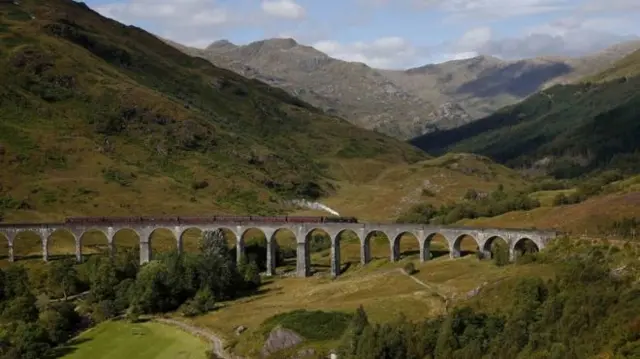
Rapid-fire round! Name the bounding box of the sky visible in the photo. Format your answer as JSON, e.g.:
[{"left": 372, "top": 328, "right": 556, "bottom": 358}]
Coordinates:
[{"left": 86, "top": 0, "right": 640, "bottom": 69}]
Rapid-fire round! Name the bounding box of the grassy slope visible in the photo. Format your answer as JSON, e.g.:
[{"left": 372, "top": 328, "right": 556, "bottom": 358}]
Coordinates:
[
  {"left": 587, "top": 49, "right": 640, "bottom": 83},
  {"left": 460, "top": 175, "right": 640, "bottom": 234},
  {"left": 409, "top": 51, "right": 640, "bottom": 176},
  {"left": 291, "top": 153, "right": 529, "bottom": 221},
  {"left": 0, "top": 0, "right": 424, "bottom": 223},
  {"left": 60, "top": 320, "right": 208, "bottom": 359}
]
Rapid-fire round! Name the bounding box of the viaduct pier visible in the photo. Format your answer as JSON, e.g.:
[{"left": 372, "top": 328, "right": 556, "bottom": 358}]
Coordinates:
[{"left": 0, "top": 216, "right": 557, "bottom": 277}]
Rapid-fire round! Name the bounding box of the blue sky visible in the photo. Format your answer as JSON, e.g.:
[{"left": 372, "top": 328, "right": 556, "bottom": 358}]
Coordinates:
[{"left": 87, "top": 0, "right": 640, "bottom": 69}]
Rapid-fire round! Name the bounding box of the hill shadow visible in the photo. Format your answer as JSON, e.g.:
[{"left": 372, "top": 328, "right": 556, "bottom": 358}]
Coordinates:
[
  {"left": 456, "top": 61, "right": 573, "bottom": 99},
  {"left": 45, "top": 338, "right": 91, "bottom": 358}
]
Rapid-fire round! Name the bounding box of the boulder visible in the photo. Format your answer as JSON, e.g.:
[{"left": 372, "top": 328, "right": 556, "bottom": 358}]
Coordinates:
[
  {"left": 235, "top": 325, "right": 247, "bottom": 336},
  {"left": 261, "top": 326, "right": 304, "bottom": 358}
]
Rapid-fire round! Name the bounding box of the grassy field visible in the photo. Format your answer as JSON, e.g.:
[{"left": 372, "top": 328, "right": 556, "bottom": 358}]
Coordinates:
[{"left": 59, "top": 320, "right": 209, "bottom": 359}]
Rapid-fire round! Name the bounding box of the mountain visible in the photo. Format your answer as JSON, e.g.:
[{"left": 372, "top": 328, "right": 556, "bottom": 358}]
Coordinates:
[
  {"left": 164, "top": 37, "right": 640, "bottom": 140},
  {"left": 0, "top": 0, "right": 425, "bottom": 222},
  {"left": 410, "top": 49, "right": 640, "bottom": 178},
  {"left": 191, "top": 37, "right": 440, "bottom": 140}
]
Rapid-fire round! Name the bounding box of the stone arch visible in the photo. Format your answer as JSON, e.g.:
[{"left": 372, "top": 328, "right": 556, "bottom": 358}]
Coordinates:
[
  {"left": 512, "top": 237, "right": 540, "bottom": 260},
  {"left": 12, "top": 230, "right": 43, "bottom": 261},
  {"left": 148, "top": 228, "right": 179, "bottom": 258},
  {"left": 392, "top": 231, "right": 420, "bottom": 262},
  {"left": 238, "top": 227, "right": 274, "bottom": 275},
  {"left": 111, "top": 228, "right": 140, "bottom": 260},
  {"left": 196, "top": 227, "right": 240, "bottom": 262},
  {"left": 451, "top": 233, "right": 480, "bottom": 258},
  {"left": 331, "top": 229, "right": 361, "bottom": 275},
  {"left": 482, "top": 235, "right": 509, "bottom": 260},
  {"left": 423, "top": 232, "right": 450, "bottom": 261},
  {"left": 363, "top": 230, "right": 390, "bottom": 263},
  {"left": 178, "top": 227, "right": 203, "bottom": 254},
  {"left": 78, "top": 229, "right": 110, "bottom": 260},
  {"left": 269, "top": 227, "right": 297, "bottom": 274},
  {"left": 303, "top": 228, "right": 332, "bottom": 276},
  {"left": 0, "top": 232, "right": 10, "bottom": 261},
  {"left": 46, "top": 228, "right": 77, "bottom": 261}
]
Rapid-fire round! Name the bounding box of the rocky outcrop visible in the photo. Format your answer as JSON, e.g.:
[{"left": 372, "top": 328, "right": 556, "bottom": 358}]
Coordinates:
[{"left": 261, "top": 326, "right": 304, "bottom": 358}]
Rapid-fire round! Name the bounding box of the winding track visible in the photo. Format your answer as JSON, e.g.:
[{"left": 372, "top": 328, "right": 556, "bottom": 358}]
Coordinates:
[{"left": 154, "top": 317, "right": 243, "bottom": 359}]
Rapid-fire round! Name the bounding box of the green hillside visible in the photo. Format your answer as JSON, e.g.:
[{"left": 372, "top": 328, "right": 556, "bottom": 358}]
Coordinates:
[
  {"left": 588, "top": 49, "right": 640, "bottom": 83},
  {"left": 0, "top": 0, "right": 425, "bottom": 222},
  {"left": 410, "top": 51, "right": 640, "bottom": 178}
]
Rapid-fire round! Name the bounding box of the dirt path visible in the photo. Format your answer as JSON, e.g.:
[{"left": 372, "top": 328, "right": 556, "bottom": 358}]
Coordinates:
[{"left": 154, "top": 317, "right": 243, "bottom": 359}]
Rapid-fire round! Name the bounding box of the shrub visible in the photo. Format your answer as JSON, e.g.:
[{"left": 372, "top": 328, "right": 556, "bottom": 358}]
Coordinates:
[
  {"left": 491, "top": 241, "right": 510, "bottom": 267},
  {"left": 421, "top": 188, "right": 436, "bottom": 197},
  {"left": 191, "top": 180, "right": 209, "bottom": 190},
  {"left": 261, "top": 310, "right": 353, "bottom": 341},
  {"left": 403, "top": 262, "right": 417, "bottom": 275},
  {"left": 125, "top": 304, "right": 142, "bottom": 323}
]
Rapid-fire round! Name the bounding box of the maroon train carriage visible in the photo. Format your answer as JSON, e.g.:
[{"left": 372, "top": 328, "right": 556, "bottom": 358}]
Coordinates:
[
  {"left": 215, "top": 215, "right": 252, "bottom": 222},
  {"left": 285, "top": 216, "right": 323, "bottom": 223},
  {"left": 64, "top": 215, "right": 359, "bottom": 225},
  {"left": 252, "top": 216, "right": 288, "bottom": 223}
]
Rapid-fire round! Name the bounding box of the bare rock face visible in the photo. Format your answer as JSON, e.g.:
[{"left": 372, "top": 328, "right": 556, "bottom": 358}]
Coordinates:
[
  {"left": 235, "top": 325, "right": 247, "bottom": 336},
  {"left": 261, "top": 326, "right": 304, "bottom": 358}
]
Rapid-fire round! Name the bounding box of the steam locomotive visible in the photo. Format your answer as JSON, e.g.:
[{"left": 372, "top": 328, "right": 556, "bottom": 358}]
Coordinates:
[{"left": 64, "top": 215, "right": 359, "bottom": 225}]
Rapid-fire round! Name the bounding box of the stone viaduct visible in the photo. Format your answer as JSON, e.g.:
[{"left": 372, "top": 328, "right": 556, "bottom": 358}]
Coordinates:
[{"left": 0, "top": 217, "right": 557, "bottom": 277}]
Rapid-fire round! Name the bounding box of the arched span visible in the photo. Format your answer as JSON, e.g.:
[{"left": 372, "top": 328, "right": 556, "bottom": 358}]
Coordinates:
[
  {"left": 78, "top": 229, "right": 110, "bottom": 259},
  {"left": 178, "top": 227, "right": 203, "bottom": 254},
  {"left": 452, "top": 233, "right": 480, "bottom": 259},
  {"left": 46, "top": 228, "right": 77, "bottom": 260},
  {"left": 112, "top": 228, "right": 141, "bottom": 256},
  {"left": 304, "top": 228, "right": 331, "bottom": 276},
  {"left": 423, "top": 232, "right": 449, "bottom": 261},
  {"left": 179, "top": 227, "right": 238, "bottom": 254},
  {"left": 513, "top": 237, "right": 540, "bottom": 258},
  {"left": 482, "top": 235, "right": 509, "bottom": 259},
  {"left": 0, "top": 232, "right": 11, "bottom": 261},
  {"left": 12, "top": 229, "right": 43, "bottom": 261},
  {"left": 148, "top": 228, "right": 179, "bottom": 256},
  {"left": 239, "top": 227, "right": 279, "bottom": 277},
  {"left": 392, "top": 231, "right": 420, "bottom": 262},
  {"left": 332, "top": 228, "right": 361, "bottom": 274},
  {"left": 363, "top": 230, "right": 390, "bottom": 263}
]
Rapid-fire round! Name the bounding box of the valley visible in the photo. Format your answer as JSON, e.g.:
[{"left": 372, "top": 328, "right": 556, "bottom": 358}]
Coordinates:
[{"left": 0, "top": 0, "right": 640, "bottom": 359}]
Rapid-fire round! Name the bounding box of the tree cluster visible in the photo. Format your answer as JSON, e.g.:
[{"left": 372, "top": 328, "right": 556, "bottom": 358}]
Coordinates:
[
  {"left": 552, "top": 169, "right": 624, "bottom": 206},
  {"left": 398, "top": 186, "right": 540, "bottom": 224},
  {"left": 0, "top": 229, "right": 261, "bottom": 358},
  {"left": 0, "top": 264, "right": 83, "bottom": 359}
]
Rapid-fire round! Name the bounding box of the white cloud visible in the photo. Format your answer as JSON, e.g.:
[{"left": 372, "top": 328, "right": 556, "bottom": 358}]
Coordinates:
[
  {"left": 97, "top": 0, "right": 227, "bottom": 24},
  {"left": 413, "top": 0, "right": 570, "bottom": 19},
  {"left": 95, "top": 0, "right": 243, "bottom": 47},
  {"left": 581, "top": 0, "right": 640, "bottom": 12},
  {"left": 312, "top": 36, "right": 421, "bottom": 69},
  {"left": 469, "top": 16, "right": 640, "bottom": 59},
  {"left": 261, "top": 0, "right": 305, "bottom": 19},
  {"left": 90, "top": 0, "right": 640, "bottom": 68}
]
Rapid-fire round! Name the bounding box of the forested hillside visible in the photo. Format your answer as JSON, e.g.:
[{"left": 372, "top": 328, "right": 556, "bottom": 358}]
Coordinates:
[
  {"left": 411, "top": 50, "right": 640, "bottom": 178},
  {"left": 0, "top": 0, "right": 424, "bottom": 222},
  {"left": 337, "top": 239, "right": 640, "bottom": 359}
]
